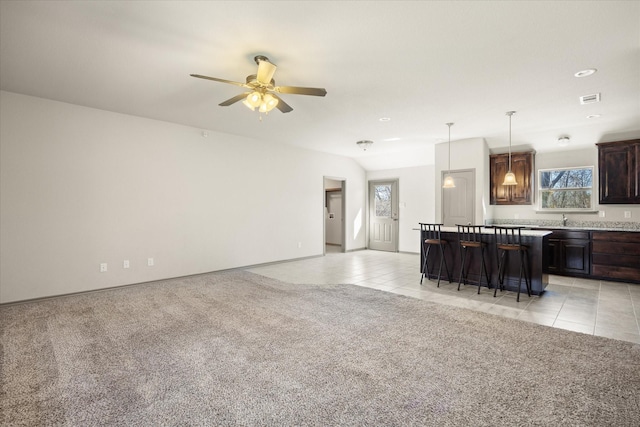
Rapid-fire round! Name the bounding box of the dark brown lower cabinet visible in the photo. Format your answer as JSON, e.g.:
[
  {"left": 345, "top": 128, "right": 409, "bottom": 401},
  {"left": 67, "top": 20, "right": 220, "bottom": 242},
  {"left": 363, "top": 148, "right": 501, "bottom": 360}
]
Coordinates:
[
  {"left": 543, "top": 230, "right": 591, "bottom": 276},
  {"left": 592, "top": 231, "right": 640, "bottom": 282}
]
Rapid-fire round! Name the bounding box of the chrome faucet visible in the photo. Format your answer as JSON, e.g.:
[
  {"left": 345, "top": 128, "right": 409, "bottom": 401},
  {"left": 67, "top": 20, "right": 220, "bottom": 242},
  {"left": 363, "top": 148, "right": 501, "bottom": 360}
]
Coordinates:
[{"left": 562, "top": 213, "right": 568, "bottom": 227}]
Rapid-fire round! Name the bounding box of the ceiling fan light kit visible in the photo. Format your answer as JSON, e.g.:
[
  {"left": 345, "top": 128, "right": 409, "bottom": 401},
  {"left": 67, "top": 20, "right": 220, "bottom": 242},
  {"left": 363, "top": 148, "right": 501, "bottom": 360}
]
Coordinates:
[{"left": 191, "top": 55, "right": 326, "bottom": 117}]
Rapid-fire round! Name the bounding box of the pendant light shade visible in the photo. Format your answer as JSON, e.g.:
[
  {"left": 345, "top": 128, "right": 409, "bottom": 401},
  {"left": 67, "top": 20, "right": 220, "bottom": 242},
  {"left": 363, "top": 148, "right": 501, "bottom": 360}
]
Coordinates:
[
  {"left": 442, "top": 122, "right": 456, "bottom": 188},
  {"left": 502, "top": 111, "right": 518, "bottom": 186}
]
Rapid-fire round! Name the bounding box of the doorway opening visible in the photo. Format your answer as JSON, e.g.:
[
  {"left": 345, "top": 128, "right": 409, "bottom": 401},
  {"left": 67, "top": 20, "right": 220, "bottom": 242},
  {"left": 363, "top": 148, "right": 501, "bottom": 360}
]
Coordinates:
[{"left": 324, "top": 177, "right": 346, "bottom": 254}]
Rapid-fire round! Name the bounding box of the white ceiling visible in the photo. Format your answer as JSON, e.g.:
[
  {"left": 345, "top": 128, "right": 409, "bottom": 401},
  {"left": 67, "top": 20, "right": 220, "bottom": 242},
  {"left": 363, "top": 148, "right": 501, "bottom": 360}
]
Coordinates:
[{"left": 1, "top": 1, "right": 639, "bottom": 170}]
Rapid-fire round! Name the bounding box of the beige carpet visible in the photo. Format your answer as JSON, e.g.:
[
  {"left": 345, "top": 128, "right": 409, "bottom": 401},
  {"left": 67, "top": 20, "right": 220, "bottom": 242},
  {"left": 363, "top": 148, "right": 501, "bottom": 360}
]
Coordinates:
[{"left": 1, "top": 270, "right": 639, "bottom": 426}]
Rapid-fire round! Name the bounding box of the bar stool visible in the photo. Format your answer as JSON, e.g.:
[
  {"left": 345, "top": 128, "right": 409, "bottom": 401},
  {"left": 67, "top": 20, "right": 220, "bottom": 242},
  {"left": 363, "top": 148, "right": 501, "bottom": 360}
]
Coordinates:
[
  {"left": 494, "top": 226, "right": 531, "bottom": 302},
  {"left": 419, "top": 223, "right": 452, "bottom": 287},
  {"left": 456, "top": 225, "right": 491, "bottom": 293}
]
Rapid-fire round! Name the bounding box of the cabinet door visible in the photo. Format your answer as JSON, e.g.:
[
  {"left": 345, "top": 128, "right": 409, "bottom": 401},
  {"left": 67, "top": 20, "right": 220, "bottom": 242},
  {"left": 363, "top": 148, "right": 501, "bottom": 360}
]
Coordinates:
[
  {"left": 490, "top": 154, "right": 510, "bottom": 204},
  {"left": 490, "top": 152, "right": 534, "bottom": 205},
  {"left": 561, "top": 239, "right": 591, "bottom": 275},
  {"left": 509, "top": 153, "right": 533, "bottom": 204},
  {"left": 544, "top": 238, "right": 561, "bottom": 273},
  {"left": 598, "top": 140, "right": 640, "bottom": 204}
]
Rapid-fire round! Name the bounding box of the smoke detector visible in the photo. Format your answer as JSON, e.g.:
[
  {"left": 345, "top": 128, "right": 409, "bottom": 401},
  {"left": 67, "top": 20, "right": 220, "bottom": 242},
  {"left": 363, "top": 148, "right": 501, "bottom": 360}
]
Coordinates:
[
  {"left": 558, "top": 136, "right": 570, "bottom": 147},
  {"left": 580, "top": 93, "right": 601, "bottom": 105}
]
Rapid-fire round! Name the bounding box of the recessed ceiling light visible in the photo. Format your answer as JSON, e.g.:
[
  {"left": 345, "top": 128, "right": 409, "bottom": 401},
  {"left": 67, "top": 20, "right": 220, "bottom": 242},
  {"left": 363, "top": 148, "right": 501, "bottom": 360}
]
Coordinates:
[
  {"left": 379, "top": 117, "right": 391, "bottom": 122},
  {"left": 586, "top": 114, "right": 601, "bottom": 119},
  {"left": 574, "top": 68, "right": 597, "bottom": 78},
  {"left": 383, "top": 137, "right": 401, "bottom": 142},
  {"left": 558, "top": 136, "right": 570, "bottom": 147}
]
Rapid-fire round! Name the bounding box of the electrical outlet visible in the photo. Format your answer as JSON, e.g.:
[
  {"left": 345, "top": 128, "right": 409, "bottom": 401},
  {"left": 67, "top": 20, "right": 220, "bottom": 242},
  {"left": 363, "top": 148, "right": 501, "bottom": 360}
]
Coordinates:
[
  {"left": 100, "top": 263, "right": 107, "bottom": 273},
  {"left": 147, "top": 257, "right": 154, "bottom": 266},
  {"left": 123, "top": 260, "right": 130, "bottom": 269},
  {"left": 624, "top": 211, "right": 631, "bottom": 219},
  {"left": 297, "top": 242, "right": 302, "bottom": 248},
  {"left": 598, "top": 211, "right": 605, "bottom": 218}
]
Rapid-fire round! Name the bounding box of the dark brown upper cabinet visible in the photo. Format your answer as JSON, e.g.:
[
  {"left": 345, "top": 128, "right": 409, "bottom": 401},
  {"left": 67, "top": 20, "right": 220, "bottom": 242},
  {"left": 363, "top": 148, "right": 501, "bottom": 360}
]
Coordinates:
[
  {"left": 490, "top": 151, "right": 534, "bottom": 205},
  {"left": 597, "top": 139, "right": 640, "bottom": 204}
]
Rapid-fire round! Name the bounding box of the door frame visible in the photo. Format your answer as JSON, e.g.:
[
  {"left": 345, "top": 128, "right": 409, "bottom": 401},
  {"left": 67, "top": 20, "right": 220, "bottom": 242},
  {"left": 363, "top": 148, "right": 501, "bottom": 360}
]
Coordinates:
[
  {"left": 368, "top": 179, "right": 399, "bottom": 252},
  {"left": 323, "top": 177, "right": 346, "bottom": 254}
]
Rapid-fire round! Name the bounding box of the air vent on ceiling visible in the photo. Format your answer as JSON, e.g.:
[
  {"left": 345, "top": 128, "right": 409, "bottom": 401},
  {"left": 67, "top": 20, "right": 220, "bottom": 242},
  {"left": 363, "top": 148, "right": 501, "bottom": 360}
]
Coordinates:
[{"left": 580, "top": 93, "right": 601, "bottom": 105}]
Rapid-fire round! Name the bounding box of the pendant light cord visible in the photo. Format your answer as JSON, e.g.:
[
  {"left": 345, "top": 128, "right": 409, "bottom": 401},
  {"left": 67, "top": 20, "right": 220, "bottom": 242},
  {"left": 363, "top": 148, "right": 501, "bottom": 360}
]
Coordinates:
[{"left": 506, "top": 111, "right": 516, "bottom": 171}]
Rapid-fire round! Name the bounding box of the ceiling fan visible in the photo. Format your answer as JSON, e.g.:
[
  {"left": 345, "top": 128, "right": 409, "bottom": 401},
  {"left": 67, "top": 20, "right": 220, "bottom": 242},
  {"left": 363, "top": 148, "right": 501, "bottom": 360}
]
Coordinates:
[{"left": 190, "top": 55, "right": 327, "bottom": 114}]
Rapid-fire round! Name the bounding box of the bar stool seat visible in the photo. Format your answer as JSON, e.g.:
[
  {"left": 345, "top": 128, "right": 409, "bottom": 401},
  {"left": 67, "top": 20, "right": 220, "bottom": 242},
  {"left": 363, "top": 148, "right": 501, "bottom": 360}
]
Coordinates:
[
  {"left": 419, "top": 223, "right": 452, "bottom": 287},
  {"left": 457, "top": 225, "right": 491, "bottom": 293},
  {"left": 494, "top": 226, "right": 531, "bottom": 302}
]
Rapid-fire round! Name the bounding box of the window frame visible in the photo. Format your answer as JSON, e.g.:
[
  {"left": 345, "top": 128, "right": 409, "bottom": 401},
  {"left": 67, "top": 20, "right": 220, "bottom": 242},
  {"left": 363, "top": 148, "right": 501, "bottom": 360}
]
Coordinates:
[{"left": 537, "top": 165, "right": 595, "bottom": 212}]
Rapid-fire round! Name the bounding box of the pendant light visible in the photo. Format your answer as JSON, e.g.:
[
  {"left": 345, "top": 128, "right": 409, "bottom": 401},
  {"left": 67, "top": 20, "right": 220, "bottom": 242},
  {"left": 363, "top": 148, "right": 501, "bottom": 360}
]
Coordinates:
[
  {"left": 502, "top": 111, "right": 517, "bottom": 186},
  {"left": 442, "top": 122, "right": 455, "bottom": 188}
]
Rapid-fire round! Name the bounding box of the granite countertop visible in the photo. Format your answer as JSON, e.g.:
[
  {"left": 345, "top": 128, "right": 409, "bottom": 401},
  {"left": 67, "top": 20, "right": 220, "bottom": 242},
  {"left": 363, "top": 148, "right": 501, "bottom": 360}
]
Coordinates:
[
  {"left": 489, "top": 221, "right": 640, "bottom": 233},
  {"left": 439, "top": 226, "right": 551, "bottom": 237},
  {"left": 534, "top": 226, "right": 640, "bottom": 232}
]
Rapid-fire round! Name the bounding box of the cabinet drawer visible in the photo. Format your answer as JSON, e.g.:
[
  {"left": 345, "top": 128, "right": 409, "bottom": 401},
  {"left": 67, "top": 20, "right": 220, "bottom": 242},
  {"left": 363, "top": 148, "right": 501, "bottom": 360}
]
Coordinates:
[
  {"left": 548, "top": 230, "right": 590, "bottom": 240},
  {"left": 592, "top": 264, "right": 640, "bottom": 282},
  {"left": 592, "top": 253, "right": 640, "bottom": 268},
  {"left": 592, "top": 240, "right": 640, "bottom": 255},
  {"left": 592, "top": 231, "right": 640, "bottom": 243}
]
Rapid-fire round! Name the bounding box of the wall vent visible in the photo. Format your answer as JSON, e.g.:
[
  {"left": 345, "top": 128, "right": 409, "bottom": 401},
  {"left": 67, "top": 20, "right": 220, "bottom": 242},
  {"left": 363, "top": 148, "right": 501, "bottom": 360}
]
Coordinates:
[{"left": 580, "top": 93, "right": 601, "bottom": 105}]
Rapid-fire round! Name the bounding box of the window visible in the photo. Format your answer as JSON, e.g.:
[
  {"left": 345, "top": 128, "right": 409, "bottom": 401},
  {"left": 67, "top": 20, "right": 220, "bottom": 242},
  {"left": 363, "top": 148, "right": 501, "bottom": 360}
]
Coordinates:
[
  {"left": 538, "top": 166, "right": 593, "bottom": 210},
  {"left": 374, "top": 184, "right": 392, "bottom": 217}
]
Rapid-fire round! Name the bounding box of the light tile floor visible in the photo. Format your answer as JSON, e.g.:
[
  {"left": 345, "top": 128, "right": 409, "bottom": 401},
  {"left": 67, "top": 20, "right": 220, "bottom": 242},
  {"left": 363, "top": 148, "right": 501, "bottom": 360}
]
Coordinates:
[{"left": 247, "top": 248, "right": 640, "bottom": 344}]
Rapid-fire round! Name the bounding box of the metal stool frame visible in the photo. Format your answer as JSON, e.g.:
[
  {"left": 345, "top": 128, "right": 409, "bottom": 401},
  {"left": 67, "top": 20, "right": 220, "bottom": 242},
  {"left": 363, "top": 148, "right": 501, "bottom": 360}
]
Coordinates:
[
  {"left": 493, "top": 226, "right": 531, "bottom": 302},
  {"left": 419, "top": 223, "right": 452, "bottom": 287},
  {"left": 456, "top": 225, "right": 491, "bottom": 293}
]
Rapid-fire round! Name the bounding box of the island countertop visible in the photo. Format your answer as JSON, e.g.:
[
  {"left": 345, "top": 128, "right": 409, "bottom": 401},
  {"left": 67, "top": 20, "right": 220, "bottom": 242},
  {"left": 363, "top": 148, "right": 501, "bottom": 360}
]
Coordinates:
[{"left": 439, "top": 226, "right": 552, "bottom": 237}]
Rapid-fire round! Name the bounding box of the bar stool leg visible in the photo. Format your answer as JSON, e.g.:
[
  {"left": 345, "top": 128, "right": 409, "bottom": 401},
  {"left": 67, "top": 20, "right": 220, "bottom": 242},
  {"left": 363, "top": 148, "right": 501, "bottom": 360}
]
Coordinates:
[
  {"left": 420, "top": 244, "right": 432, "bottom": 284},
  {"left": 494, "top": 250, "right": 507, "bottom": 297},
  {"left": 439, "top": 244, "right": 452, "bottom": 284},
  {"left": 478, "top": 246, "right": 491, "bottom": 294},
  {"left": 515, "top": 249, "right": 532, "bottom": 302},
  {"left": 458, "top": 247, "right": 468, "bottom": 291}
]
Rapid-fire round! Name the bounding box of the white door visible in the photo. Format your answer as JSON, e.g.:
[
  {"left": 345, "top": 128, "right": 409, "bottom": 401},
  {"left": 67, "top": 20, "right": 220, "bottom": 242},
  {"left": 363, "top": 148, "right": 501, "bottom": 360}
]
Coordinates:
[
  {"left": 369, "top": 180, "right": 399, "bottom": 252},
  {"left": 442, "top": 170, "right": 475, "bottom": 227}
]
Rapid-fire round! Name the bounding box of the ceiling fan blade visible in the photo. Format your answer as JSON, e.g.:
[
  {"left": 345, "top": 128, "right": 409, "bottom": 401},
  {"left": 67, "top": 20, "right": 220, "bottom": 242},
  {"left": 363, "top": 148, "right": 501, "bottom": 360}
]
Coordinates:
[
  {"left": 219, "top": 92, "right": 250, "bottom": 106},
  {"left": 190, "top": 74, "right": 250, "bottom": 88},
  {"left": 274, "top": 86, "right": 327, "bottom": 97},
  {"left": 271, "top": 94, "right": 293, "bottom": 113},
  {"left": 256, "top": 60, "right": 277, "bottom": 85}
]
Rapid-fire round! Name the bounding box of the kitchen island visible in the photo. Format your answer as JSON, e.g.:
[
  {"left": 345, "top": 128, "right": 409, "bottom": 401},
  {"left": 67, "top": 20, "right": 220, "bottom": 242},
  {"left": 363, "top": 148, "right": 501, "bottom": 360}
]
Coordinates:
[{"left": 420, "top": 226, "right": 552, "bottom": 295}]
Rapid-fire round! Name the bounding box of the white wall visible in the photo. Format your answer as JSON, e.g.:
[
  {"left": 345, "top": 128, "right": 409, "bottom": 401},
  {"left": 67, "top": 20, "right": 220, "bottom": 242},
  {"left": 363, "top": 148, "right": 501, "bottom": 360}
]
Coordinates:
[
  {"left": 367, "top": 165, "right": 435, "bottom": 253},
  {"left": 0, "top": 91, "right": 367, "bottom": 302}
]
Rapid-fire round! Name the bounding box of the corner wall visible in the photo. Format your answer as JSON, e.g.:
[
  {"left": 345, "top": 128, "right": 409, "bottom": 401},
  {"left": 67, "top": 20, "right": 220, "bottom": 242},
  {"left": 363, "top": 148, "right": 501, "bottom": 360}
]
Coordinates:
[{"left": 0, "top": 91, "right": 367, "bottom": 302}]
